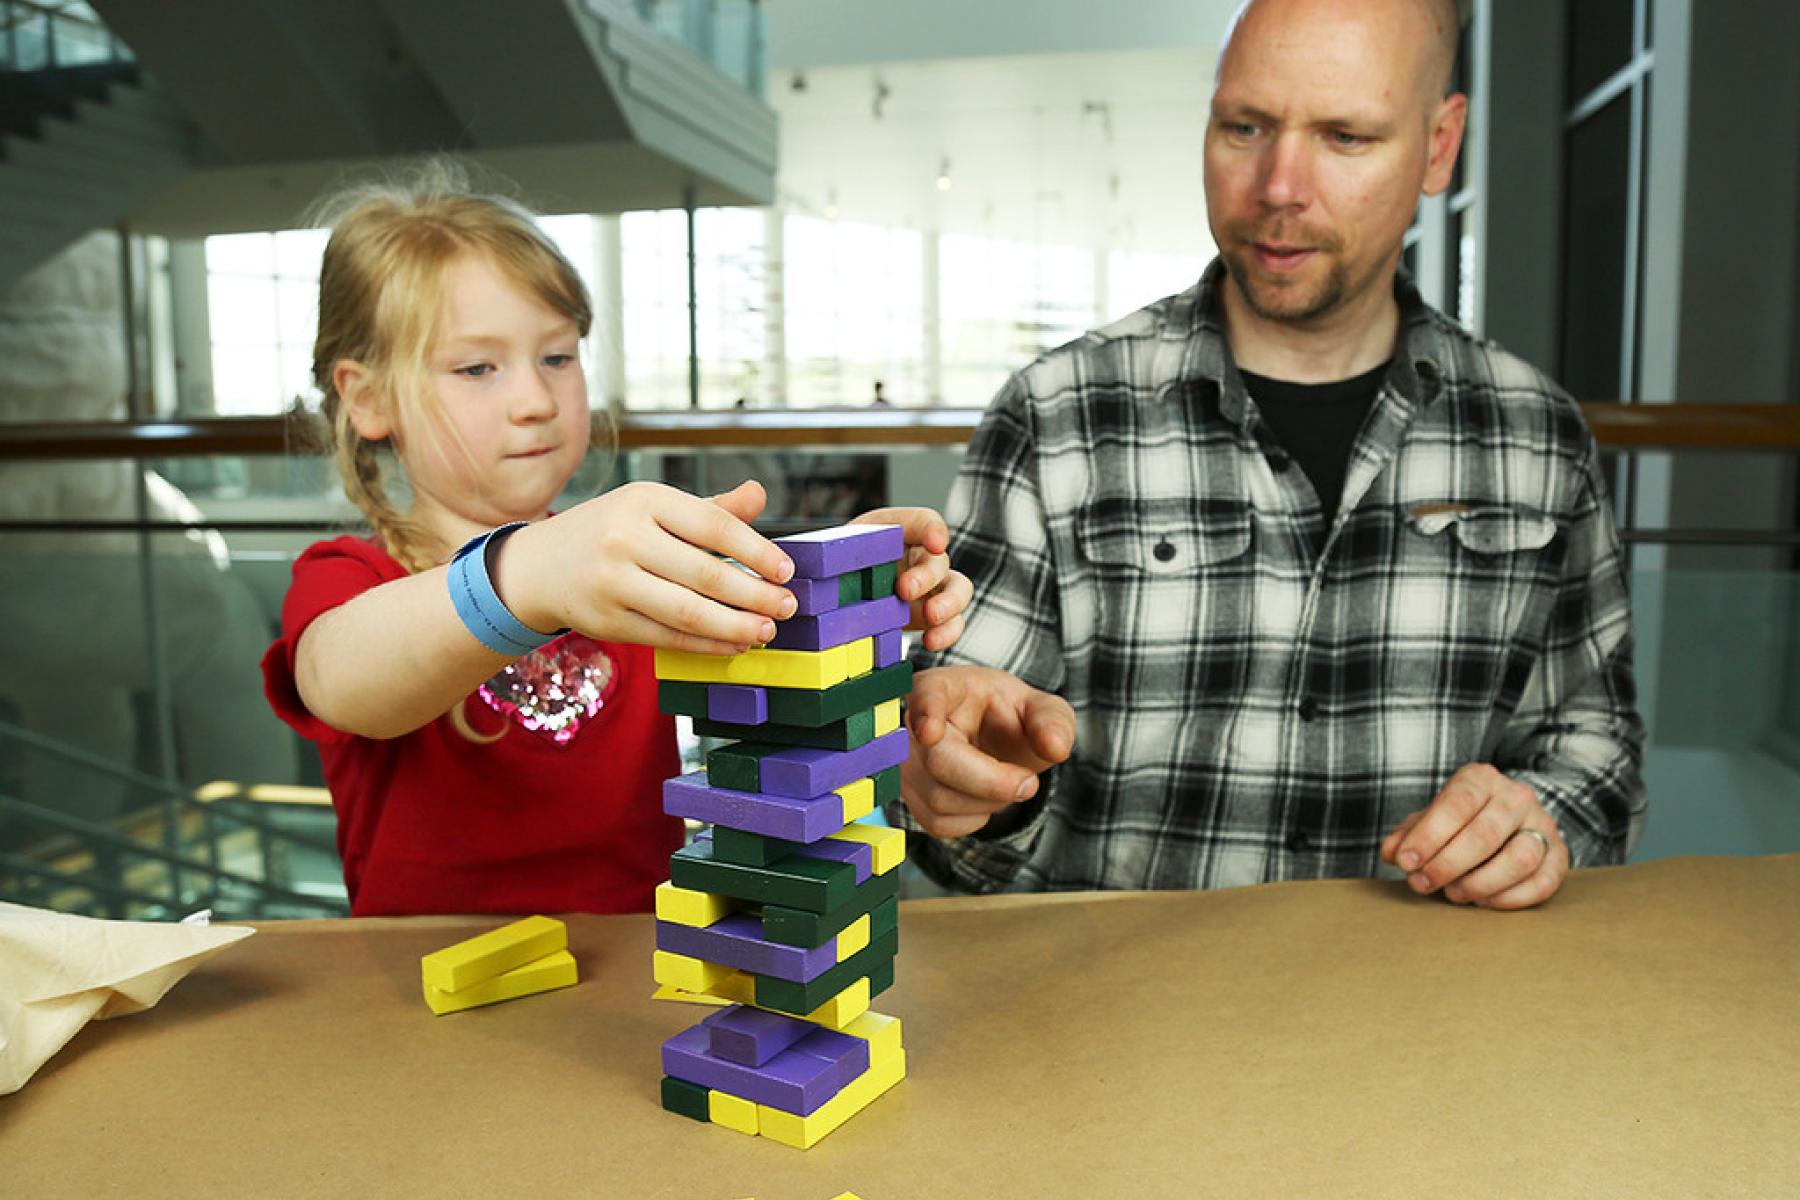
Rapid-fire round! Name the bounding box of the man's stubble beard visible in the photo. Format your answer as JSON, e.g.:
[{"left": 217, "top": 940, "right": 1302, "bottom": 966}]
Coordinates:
[{"left": 1220, "top": 243, "right": 1349, "bottom": 325}]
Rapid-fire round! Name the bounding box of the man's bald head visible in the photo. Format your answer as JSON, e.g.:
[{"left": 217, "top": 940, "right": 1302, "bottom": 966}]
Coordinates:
[{"left": 1217, "top": 0, "right": 1463, "bottom": 113}]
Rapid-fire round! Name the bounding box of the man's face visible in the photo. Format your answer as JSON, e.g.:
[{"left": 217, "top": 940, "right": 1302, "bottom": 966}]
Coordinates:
[{"left": 1203, "top": 0, "right": 1463, "bottom": 326}]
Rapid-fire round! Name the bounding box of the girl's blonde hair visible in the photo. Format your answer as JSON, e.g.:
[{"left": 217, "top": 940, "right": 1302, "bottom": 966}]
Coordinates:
[{"left": 309, "top": 160, "right": 596, "bottom": 572}]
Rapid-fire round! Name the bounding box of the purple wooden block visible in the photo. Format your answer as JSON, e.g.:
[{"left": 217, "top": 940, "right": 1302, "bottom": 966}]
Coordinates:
[
  {"left": 774, "top": 524, "right": 906, "bottom": 580},
  {"left": 707, "top": 684, "right": 768, "bottom": 726},
  {"left": 788, "top": 1026, "right": 871, "bottom": 1092},
  {"left": 765, "top": 595, "right": 909, "bottom": 652},
  {"left": 873, "top": 627, "right": 904, "bottom": 669},
  {"left": 782, "top": 575, "right": 842, "bottom": 616},
  {"left": 656, "top": 912, "right": 837, "bottom": 983},
  {"left": 702, "top": 1004, "right": 814, "bottom": 1067},
  {"left": 662, "top": 771, "right": 844, "bottom": 842},
  {"left": 662, "top": 1024, "right": 844, "bottom": 1116},
  {"left": 789, "top": 836, "right": 872, "bottom": 884},
  {"left": 755, "top": 729, "right": 911, "bottom": 799}
]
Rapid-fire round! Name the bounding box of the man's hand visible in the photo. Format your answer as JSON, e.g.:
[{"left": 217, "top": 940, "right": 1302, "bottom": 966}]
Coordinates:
[
  {"left": 901, "top": 666, "right": 1075, "bottom": 839},
  {"left": 1380, "top": 763, "right": 1570, "bottom": 910}
]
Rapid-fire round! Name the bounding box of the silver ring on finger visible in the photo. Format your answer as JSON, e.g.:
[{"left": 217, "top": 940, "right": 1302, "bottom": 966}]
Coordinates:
[{"left": 1515, "top": 827, "right": 1550, "bottom": 860}]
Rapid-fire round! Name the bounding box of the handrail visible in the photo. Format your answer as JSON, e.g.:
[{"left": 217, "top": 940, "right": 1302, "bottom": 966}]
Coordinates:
[
  {"left": 0, "top": 791, "right": 347, "bottom": 913},
  {"left": 3, "top": 0, "right": 109, "bottom": 28},
  {"left": 0, "top": 717, "right": 339, "bottom": 857},
  {"left": 0, "top": 403, "right": 1796, "bottom": 460}
]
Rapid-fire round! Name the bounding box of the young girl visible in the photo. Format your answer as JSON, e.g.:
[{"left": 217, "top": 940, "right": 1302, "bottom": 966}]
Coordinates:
[{"left": 261, "top": 167, "right": 969, "bottom": 917}]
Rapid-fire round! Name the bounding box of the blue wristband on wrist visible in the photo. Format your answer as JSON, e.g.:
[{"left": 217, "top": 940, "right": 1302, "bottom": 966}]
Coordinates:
[{"left": 447, "top": 522, "right": 566, "bottom": 657}]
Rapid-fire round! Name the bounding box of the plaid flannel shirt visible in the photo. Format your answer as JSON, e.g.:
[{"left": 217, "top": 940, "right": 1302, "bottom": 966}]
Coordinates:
[{"left": 895, "top": 261, "right": 1646, "bottom": 894}]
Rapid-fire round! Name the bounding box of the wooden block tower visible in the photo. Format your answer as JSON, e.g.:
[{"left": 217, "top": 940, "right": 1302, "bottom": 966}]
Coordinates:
[{"left": 651, "top": 523, "right": 911, "bottom": 1150}]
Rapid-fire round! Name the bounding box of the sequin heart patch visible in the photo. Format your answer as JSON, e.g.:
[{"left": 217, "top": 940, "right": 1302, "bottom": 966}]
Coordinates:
[{"left": 477, "top": 634, "right": 619, "bottom": 746}]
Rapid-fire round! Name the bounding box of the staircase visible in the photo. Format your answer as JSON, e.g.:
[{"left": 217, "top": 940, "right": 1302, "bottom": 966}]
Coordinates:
[{"left": 0, "top": 57, "right": 198, "bottom": 290}]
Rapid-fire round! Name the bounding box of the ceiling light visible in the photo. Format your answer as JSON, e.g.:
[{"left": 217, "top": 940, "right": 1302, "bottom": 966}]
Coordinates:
[{"left": 936, "top": 158, "right": 952, "bottom": 192}]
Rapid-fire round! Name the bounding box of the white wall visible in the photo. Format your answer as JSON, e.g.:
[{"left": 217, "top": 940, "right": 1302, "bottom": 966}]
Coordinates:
[{"left": 766, "top": 0, "right": 1241, "bottom": 69}]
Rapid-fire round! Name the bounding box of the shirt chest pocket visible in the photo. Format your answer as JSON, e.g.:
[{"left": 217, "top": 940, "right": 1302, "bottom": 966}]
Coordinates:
[
  {"left": 1403, "top": 502, "right": 1559, "bottom": 558},
  {"left": 1074, "top": 498, "right": 1253, "bottom": 651},
  {"left": 1395, "top": 502, "right": 1564, "bottom": 663}
]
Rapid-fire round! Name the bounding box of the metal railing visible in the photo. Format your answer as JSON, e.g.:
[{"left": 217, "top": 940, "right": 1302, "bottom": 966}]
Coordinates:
[
  {"left": 0, "top": 0, "right": 128, "bottom": 72},
  {"left": 0, "top": 716, "right": 347, "bottom": 919}
]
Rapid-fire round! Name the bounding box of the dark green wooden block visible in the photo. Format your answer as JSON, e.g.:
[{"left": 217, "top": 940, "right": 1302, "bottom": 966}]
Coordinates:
[
  {"left": 873, "top": 765, "right": 901, "bottom": 805},
  {"left": 771, "top": 662, "right": 912, "bottom": 728},
  {"left": 752, "top": 926, "right": 900, "bottom": 1015},
  {"left": 661, "top": 1075, "right": 711, "bottom": 1122},
  {"left": 837, "top": 570, "right": 867, "bottom": 605},
  {"left": 669, "top": 838, "right": 856, "bottom": 913},
  {"left": 761, "top": 864, "right": 901, "bottom": 947},
  {"left": 692, "top": 706, "right": 875, "bottom": 751},
  {"left": 862, "top": 560, "right": 898, "bottom": 599},
  {"left": 866, "top": 957, "right": 895, "bottom": 1001},
  {"left": 710, "top": 825, "right": 801, "bottom": 867},
  {"left": 656, "top": 679, "right": 711, "bottom": 718},
  {"left": 705, "top": 741, "right": 785, "bottom": 792}
]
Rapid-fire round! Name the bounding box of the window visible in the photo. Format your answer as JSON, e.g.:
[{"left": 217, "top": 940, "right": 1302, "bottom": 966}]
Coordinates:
[
  {"left": 1556, "top": 0, "right": 1652, "bottom": 402},
  {"left": 204, "top": 230, "right": 326, "bottom": 416},
  {"left": 940, "top": 234, "right": 1094, "bottom": 407},
  {"left": 620, "top": 208, "right": 768, "bottom": 409},
  {"left": 784, "top": 216, "right": 922, "bottom": 408}
]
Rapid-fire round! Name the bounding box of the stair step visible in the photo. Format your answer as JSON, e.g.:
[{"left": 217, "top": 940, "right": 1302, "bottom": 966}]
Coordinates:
[
  {"left": 0, "top": 159, "right": 98, "bottom": 208},
  {"left": 39, "top": 105, "right": 192, "bottom": 169},
  {"left": 34, "top": 112, "right": 191, "bottom": 171},
  {"left": 69, "top": 92, "right": 193, "bottom": 156},
  {"left": 0, "top": 187, "right": 90, "bottom": 227}
]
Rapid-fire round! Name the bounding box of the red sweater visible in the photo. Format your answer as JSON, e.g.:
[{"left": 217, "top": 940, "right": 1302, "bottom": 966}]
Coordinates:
[{"left": 261, "top": 536, "right": 682, "bottom": 916}]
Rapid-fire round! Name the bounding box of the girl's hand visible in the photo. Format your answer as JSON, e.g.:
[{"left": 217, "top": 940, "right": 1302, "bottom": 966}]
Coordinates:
[
  {"left": 498, "top": 480, "right": 795, "bottom": 655},
  {"left": 851, "top": 507, "right": 971, "bottom": 652}
]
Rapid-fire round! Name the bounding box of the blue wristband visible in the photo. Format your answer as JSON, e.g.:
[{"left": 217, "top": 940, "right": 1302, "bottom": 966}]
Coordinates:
[{"left": 447, "top": 522, "right": 566, "bottom": 657}]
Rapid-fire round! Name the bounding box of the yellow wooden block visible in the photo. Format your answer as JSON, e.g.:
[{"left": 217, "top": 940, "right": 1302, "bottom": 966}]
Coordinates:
[
  {"left": 835, "top": 777, "right": 875, "bottom": 822},
  {"left": 840, "top": 1010, "right": 903, "bottom": 1063},
  {"left": 757, "top": 1045, "right": 907, "bottom": 1149},
  {"left": 828, "top": 823, "right": 905, "bottom": 875},
  {"left": 844, "top": 636, "right": 873, "bottom": 679},
  {"left": 709, "top": 1088, "right": 760, "bottom": 1136},
  {"left": 873, "top": 698, "right": 901, "bottom": 737},
  {"left": 423, "top": 949, "right": 577, "bottom": 1015},
  {"left": 650, "top": 984, "right": 732, "bottom": 1007},
  {"left": 834, "top": 913, "right": 871, "bottom": 962},
  {"left": 653, "top": 950, "right": 732, "bottom": 994},
  {"left": 796, "top": 974, "right": 871, "bottom": 1030},
  {"left": 655, "top": 881, "right": 732, "bottom": 928},
  {"left": 421, "top": 915, "right": 565, "bottom": 993},
  {"left": 654, "top": 643, "right": 849, "bottom": 690}
]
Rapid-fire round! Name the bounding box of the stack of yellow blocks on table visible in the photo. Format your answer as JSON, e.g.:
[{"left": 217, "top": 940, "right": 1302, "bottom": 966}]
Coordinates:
[
  {"left": 421, "top": 915, "right": 578, "bottom": 1015},
  {"left": 652, "top": 523, "right": 912, "bottom": 1150}
]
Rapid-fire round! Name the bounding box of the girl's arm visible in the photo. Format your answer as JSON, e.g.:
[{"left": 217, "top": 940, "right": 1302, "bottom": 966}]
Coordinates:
[{"left": 296, "top": 481, "right": 795, "bottom": 739}]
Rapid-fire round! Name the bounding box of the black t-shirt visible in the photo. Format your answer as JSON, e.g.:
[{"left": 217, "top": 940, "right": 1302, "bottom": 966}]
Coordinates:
[{"left": 1241, "top": 360, "right": 1389, "bottom": 526}]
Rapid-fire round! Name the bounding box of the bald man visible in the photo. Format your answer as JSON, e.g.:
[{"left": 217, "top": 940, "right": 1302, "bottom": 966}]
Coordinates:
[{"left": 892, "top": 0, "right": 1645, "bottom": 909}]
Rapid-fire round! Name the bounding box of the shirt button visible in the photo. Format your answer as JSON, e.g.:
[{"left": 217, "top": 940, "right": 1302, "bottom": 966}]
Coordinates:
[
  {"left": 1153, "top": 539, "right": 1177, "bottom": 563},
  {"left": 1268, "top": 451, "right": 1292, "bottom": 473},
  {"left": 1298, "top": 696, "right": 1319, "bottom": 721},
  {"left": 1285, "top": 829, "right": 1311, "bottom": 852}
]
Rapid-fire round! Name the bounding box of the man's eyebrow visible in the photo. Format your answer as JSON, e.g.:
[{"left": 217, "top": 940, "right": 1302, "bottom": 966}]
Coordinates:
[
  {"left": 1212, "top": 98, "right": 1398, "bottom": 136},
  {"left": 1210, "top": 99, "right": 1279, "bottom": 124}
]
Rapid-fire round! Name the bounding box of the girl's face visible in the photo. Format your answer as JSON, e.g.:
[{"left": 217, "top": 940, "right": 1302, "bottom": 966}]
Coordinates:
[{"left": 398, "top": 253, "right": 591, "bottom": 546}]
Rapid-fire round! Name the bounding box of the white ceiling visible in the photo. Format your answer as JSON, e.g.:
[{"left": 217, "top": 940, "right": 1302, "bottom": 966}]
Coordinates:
[{"left": 770, "top": 48, "right": 1223, "bottom": 257}]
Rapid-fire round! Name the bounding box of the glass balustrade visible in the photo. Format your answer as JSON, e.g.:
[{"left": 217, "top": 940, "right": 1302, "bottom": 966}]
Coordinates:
[{"left": 2, "top": 443, "right": 1796, "bottom": 918}]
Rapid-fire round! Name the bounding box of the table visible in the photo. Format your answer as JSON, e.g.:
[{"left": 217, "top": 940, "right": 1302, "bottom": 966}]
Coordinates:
[{"left": 4, "top": 855, "right": 1797, "bottom": 1199}]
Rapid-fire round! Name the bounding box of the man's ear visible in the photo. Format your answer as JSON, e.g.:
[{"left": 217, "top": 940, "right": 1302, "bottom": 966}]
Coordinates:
[
  {"left": 333, "top": 360, "right": 391, "bottom": 442},
  {"left": 1421, "top": 92, "right": 1469, "bottom": 198}
]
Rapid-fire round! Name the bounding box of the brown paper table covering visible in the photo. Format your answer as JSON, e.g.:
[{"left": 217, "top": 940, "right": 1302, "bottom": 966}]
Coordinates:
[{"left": 3, "top": 854, "right": 1796, "bottom": 1199}]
